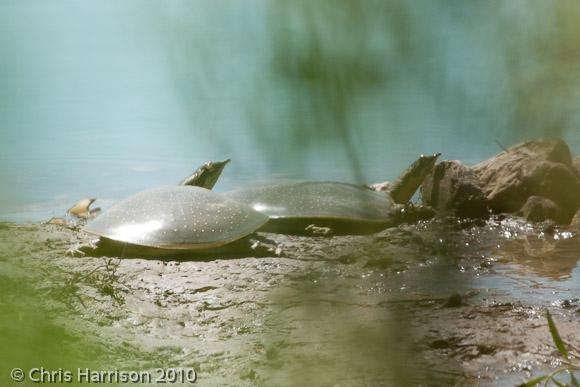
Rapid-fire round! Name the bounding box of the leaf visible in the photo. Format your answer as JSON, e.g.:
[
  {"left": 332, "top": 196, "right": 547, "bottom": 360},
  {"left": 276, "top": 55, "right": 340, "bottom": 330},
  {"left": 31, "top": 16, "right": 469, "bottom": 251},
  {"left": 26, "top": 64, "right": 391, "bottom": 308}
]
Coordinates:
[
  {"left": 546, "top": 310, "right": 569, "bottom": 360},
  {"left": 571, "top": 370, "right": 580, "bottom": 387},
  {"left": 519, "top": 374, "right": 548, "bottom": 387},
  {"left": 552, "top": 377, "right": 565, "bottom": 387}
]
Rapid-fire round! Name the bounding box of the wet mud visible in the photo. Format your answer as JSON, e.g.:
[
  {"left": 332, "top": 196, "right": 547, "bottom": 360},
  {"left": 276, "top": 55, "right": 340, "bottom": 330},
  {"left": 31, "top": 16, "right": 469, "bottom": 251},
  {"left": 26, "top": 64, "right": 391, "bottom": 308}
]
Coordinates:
[{"left": 0, "top": 219, "right": 578, "bottom": 386}]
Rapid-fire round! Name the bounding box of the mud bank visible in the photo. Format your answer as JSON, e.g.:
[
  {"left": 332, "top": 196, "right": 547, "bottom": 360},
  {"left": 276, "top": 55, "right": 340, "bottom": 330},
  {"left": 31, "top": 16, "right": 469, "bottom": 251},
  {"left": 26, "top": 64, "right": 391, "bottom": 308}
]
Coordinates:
[{"left": 0, "top": 220, "right": 578, "bottom": 386}]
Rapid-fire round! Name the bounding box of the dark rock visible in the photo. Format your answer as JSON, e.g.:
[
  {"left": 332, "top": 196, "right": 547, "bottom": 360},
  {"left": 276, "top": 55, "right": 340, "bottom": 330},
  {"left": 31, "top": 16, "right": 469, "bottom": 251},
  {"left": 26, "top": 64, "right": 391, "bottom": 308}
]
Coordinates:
[
  {"left": 541, "top": 221, "right": 557, "bottom": 236},
  {"left": 474, "top": 138, "right": 580, "bottom": 221},
  {"left": 525, "top": 161, "right": 580, "bottom": 219},
  {"left": 400, "top": 204, "right": 436, "bottom": 223},
  {"left": 337, "top": 253, "right": 358, "bottom": 264},
  {"left": 517, "top": 196, "right": 565, "bottom": 223},
  {"left": 428, "top": 338, "right": 454, "bottom": 349},
  {"left": 444, "top": 293, "right": 464, "bottom": 308},
  {"left": 560, "top": 299, "right": 579, "bottom": 309},
  {"left": 421, "top": 160, "right": 488, "bottom": 218}
]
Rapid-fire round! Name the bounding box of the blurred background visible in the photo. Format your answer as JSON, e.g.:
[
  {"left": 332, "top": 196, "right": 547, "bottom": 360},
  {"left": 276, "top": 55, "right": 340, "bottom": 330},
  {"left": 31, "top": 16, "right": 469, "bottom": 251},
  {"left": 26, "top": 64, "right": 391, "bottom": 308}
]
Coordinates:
[{"left": 1, "top": 0, "right": 580, "bottom": 220}]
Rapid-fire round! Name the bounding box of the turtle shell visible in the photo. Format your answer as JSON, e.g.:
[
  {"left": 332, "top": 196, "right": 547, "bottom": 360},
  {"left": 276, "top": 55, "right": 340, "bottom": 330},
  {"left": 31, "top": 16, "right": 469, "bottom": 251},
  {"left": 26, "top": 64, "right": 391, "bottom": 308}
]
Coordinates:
[
  {"left": 84, "top": 186, "right": 268, "bottom": 249},
  {"left": 222, "top": 181, "right": 395, "bottom": 226}
]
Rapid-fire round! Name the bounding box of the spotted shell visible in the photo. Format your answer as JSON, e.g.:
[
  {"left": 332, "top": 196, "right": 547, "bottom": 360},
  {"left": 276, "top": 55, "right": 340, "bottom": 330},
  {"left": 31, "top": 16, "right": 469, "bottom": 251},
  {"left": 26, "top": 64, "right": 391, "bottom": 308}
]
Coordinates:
[
  {"left": 222, "top": 181, "right": 395, "bottom": 224},
  {"left": 84, "top": 186, "right": 268, "bottom": 249}
]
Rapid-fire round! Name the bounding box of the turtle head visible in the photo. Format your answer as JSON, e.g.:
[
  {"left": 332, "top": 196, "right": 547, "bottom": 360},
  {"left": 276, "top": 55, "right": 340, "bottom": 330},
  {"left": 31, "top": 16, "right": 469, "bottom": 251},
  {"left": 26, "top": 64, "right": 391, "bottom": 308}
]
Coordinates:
[
  {"left": 179, "top": 158, "right": 231, "bottom": 189},
  {"left": 389, "top": 153, "right": 440, "bottom": 204},
  {"left": 67, "top": 198, "right": 98, "bottom": 219}
]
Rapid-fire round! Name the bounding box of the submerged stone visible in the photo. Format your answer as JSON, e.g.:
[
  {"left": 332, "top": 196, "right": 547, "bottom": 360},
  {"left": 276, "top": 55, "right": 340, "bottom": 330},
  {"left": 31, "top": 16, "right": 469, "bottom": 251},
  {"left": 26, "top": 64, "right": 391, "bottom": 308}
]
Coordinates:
[{"left": 517, "top": 195, "right": 565, "bottom": 223}]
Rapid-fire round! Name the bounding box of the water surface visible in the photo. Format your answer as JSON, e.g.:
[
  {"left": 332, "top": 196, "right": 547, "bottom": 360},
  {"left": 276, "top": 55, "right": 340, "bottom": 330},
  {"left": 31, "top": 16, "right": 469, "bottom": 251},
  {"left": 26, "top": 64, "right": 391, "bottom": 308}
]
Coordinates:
[{"left": 2, "top": 1, "right": 580, "bottom": 221}]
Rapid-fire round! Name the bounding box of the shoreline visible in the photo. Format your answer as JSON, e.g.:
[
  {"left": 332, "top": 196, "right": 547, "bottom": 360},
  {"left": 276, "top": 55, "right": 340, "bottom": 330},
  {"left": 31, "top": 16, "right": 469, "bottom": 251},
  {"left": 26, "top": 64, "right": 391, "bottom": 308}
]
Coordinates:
[{"left": 0, "top": 219, "right": 578, "bottom": 385}]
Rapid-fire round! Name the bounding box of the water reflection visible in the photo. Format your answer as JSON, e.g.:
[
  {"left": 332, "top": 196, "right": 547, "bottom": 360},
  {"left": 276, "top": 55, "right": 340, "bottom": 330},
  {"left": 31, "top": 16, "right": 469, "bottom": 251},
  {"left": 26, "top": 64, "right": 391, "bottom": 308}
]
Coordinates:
[{"left": 495, "top": 226, "right": 580, "bottom": 280}]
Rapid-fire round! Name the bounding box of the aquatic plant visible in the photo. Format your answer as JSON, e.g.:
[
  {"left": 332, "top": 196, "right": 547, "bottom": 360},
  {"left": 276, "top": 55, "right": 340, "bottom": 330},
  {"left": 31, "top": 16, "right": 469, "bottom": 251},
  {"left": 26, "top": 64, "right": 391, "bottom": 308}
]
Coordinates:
[
  {"left": 522, "top": 311, "right": 580, "bottom": 387},
  {"left": 47, "top": 257, "right": 126, "bottom": 308}
]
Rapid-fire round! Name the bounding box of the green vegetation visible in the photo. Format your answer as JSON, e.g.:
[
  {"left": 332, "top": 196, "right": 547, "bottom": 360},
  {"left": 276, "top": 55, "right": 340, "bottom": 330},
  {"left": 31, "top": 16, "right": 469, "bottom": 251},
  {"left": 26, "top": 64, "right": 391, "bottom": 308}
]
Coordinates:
[
  {"left": 522, "top": 311, "right": 580, "bottom": 387},
  {"left": 0, "top": 276, "right": 104, "bottom": 386}
]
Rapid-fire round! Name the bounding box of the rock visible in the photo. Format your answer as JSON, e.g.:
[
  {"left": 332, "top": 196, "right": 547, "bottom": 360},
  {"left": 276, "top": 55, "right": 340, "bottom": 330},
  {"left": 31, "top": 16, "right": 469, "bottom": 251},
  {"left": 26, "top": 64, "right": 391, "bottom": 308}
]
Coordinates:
[
  {"left": 421, "top": 160, "right": 488, "bottom": 218},
  {"left": 388, "top": 203, "right": 436, "bottom": 225},
  {"left": 444, "top": 293, "right": 464, "bottom": 308},
  {"left": 474, "top": 138, "right": 580, "bottom": 220},
  {"left": 402, "top": 204, "right": 436, "bottom": 222},
  {"left": 524, "top": 161, "right": 580, "bottom": 219},
  {"left": 573, "top": 156, "right": 580, "bottom": 177},
  {"left": 517, "top": 196, "right": 565, "bottom": 223},
  {"left": 502, "top": 137, "right": 572, "bottom": 165}
]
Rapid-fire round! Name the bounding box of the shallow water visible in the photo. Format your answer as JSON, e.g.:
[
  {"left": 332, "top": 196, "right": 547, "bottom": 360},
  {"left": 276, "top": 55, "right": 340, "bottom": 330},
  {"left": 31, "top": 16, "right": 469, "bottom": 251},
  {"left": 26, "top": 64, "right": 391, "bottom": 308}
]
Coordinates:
[{"left": 351, "top": 218, "right": 580, "bottom": 307}]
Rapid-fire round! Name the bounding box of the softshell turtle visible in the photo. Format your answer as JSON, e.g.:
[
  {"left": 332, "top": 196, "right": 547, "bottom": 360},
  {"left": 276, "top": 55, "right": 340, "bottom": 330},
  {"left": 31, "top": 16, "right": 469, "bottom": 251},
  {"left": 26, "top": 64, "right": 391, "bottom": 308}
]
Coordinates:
[
  {"left": 224, "top": 181, "right": 398, "bottom": 234},
  {"left": 222, "top": 153, "right": 440, "bottom": 234},
  {"left": 64, "top": 159, "right": 229, "bottom": 224},
  {"left": 67, "top": 198, "right": 101, "bottom": 219},
  {"left": 76, "top": 186, "right": 271, "bottom": 256},
  {"left": 368, "top": 153, "right": 441, "bottom": 204}
]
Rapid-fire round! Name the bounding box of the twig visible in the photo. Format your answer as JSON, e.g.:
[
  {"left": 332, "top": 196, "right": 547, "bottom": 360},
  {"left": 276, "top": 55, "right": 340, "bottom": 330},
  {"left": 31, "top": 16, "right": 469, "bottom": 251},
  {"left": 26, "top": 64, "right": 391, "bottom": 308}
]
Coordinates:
[{"left": 495, "top": 139, "right": 508, "bottom": 152}]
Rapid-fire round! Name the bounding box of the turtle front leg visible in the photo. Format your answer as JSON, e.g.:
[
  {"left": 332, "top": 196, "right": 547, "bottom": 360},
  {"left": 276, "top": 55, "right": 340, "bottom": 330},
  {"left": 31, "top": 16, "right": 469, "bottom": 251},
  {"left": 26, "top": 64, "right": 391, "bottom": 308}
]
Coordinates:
[
  {"left": 248, "top": 235, "right": 283, "bottom": 257},
  {"left": 66, "top": 238, "right": 101, "bottom": 257},
  {"left": 304, "top": 224, "right": 334, "bottom": 236}
]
